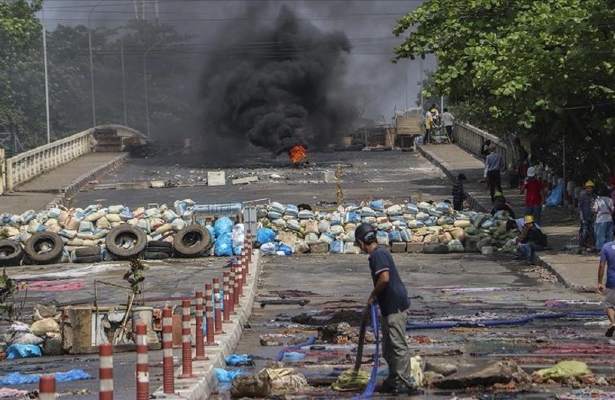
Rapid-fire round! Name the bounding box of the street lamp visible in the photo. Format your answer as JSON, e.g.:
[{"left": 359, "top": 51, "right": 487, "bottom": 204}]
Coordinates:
[
  {"left": 143, "top": 39, "right": 162, "bottom": 138},
  {"left": 88, "top": 0, "right": 104, "bottom": 128}
]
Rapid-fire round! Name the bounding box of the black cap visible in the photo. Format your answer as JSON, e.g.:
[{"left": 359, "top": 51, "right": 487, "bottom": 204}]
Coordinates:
[{"left": 355, "top": 223, "right": 376, "bottom": 245}]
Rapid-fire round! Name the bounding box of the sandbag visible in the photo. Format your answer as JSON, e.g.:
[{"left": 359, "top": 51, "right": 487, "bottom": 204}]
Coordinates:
[
  {"left": 318, "top": 220, "right": 330, "bottom": 233},
  {"left": 256, "top": 228, "right": 276, "bottom": 244},
  {"left": 30, "top": 318, "right": 59, "bottom": 336},
  {"left": 376, "top": 231, "right": 389, "bottom": 246}
]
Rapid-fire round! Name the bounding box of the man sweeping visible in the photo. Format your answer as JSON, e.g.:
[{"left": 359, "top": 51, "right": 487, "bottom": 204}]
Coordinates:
[{"left": 354, "top": 223, "right": 417, "bottom": 394}]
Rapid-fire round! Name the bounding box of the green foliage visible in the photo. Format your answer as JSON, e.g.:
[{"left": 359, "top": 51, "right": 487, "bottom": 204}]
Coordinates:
[{"left": 394, "top": 0, "right": 615, "bottom": 180}]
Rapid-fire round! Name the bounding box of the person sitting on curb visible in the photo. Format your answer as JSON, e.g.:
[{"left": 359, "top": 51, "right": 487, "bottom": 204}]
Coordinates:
[
  {"left": 597, "top": 240, "right": 615, "bottom": 339},
  {"left": 516, "top": 215, "right": 547, "bottom": 264},
  {"left": 354, "top": 223, "right": 419, "bottom": 395},
  {"left": 491, "top": 191, "right": 516, "bottom": 219}
]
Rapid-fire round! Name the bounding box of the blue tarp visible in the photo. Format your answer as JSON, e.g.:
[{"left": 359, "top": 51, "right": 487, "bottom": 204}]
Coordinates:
[
  {"left": 0, "top": 369, "right": 91, "bottom": 385},
  {"left": 214, "top": 217, "right": 234, "bottom": 237},
  {"left": 546, "top": 182, "right": 564, "bottom": 207},
  {"left": 214, "top": 232, "right": 233, "bottom": 257},
  {"left": 214, "top": 368, "right": 243, "bottom": 383},
  {"left": 6, "top": 344, "right": 41, "bottom": 360}
]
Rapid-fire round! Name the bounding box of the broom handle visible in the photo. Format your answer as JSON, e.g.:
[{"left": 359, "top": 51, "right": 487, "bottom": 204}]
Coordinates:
[{"left": 354, "top": 304, "right": 371, "bottom": 372}]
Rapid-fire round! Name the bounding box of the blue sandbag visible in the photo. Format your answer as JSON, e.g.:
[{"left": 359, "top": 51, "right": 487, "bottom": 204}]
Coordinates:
[
  {"left": 214, "top": 368, "right": 243, "bottom": 383},
  {"left": 546, "top": 182, "right": 564, "bottom": 207},
  {"left": 214, "top": 232, "right": 233, "bottom": 256},
  {"left": 0, "top": 369, "right": 91, "bottom": 385},
  {"left": 256, "top": 227, "right": 276, "bottom": 244},
  {"left": 346, "top": 211, "right": 362, "bottom": 223},
  {"left": 225, "top": 354, "right": 253, "bottom": 366},
  {"left": 6, "top": 344, "right": 41, "bottom": 360},
  {"left": 370, "top": 200, "right": 384, "bottom": 211},
  {"left": 330, "top": 240, "right": 343, "bottom": 254},
  {"left": 214, "top": 217, "right": 234, "bottom": 237},
  {"left": 389, "top": 230, "right": 402, "bottom": 242},
  {"left": 277, "top": 243, "right": 293, "bottom": 256}
]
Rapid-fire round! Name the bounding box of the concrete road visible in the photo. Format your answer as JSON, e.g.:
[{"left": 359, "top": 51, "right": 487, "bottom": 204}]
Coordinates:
[
  {"left": 217, "top": 253, "right": 609, "bottom": 398},
  {"left": 1, "top": 258, "right": 229, "bottom": 399},
  {"left": 72, "top": 150, "right": 447, "bottom": 207}
]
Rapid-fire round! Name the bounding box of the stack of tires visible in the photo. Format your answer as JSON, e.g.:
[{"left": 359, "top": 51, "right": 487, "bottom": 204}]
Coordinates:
[
  {"left": 0, "top": 239, "right": 24, "bottom": 267},
  {"left": 143, "top": 240, "right": 173, "bottom": 260},
  {"left": 105, "top": 224, "right": 147, "bottom": 260},
  {"left": 173, "top": 224, "right": 212, "bottom": 258}
]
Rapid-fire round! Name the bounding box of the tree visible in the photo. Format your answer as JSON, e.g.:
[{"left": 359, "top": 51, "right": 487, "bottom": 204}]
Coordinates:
[
  {"left": 0, "top": 0, "right": 44, "bottom": 149},
  {"left": 394, "top": 0, "right": 615, "bottom": 181}
]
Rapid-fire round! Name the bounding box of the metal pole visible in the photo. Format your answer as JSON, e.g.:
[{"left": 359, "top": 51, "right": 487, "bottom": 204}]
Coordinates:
[
  {"left": 42, "top": 17, "right": 51, "bottom": 144},
  {"left": 143, "top": 55, "right": 150, "bottom": 137},
  {"left": 120, "top": 39, "right": 128, "bottom": 125},
  {"left": 419, "top": 58, "right": 424, "bottom": 111}
]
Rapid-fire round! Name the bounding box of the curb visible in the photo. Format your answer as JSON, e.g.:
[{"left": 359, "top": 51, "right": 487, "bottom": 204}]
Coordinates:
[
  {"left": 45, "top": 153, "right": 128, "bottom": 209},
  {"left": 417, "top": 144, "right": 570, "bottom": 287},
  {"left": 416, "top": 145, "right": 487, "bottom": 212},
  {"left": 152, "top": 251, "right": 262, "bottom": 399}
]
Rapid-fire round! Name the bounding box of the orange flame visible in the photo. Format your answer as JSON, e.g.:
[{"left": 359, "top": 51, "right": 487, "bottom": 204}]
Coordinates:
[{"left": 289, "top": 145, "right": 307, "bottom": 165}]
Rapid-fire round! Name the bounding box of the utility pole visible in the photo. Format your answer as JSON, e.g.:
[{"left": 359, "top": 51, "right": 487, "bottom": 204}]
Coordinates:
[
  {"left": 88, "top": 1, "right": 103, "bottom": 128},
  {"left": 121, "top": 39, "right": 128, "bottom": 125},
  {"left": 41, "top": 14, "right": 51, "bottom": 144}
]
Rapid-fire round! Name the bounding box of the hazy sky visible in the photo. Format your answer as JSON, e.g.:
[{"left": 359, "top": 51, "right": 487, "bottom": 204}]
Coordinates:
[{"left": 41, "top": 0, "right": 434, "bottom": 121}]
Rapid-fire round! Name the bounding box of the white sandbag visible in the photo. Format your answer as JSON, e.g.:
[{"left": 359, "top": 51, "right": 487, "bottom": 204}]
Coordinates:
[
  {"left": 376, "top": 231, "right": 389, "bottom": 246},
  {"left": 106, "top": 214, "right": 122, "bottom": 223},
  {"left": 305, "top": 220, "right": 319, "bottom": 234},
  {"left": 30, "top": 318, "right": 60, "bottom": 336},
  {"left": 453, "top": 220, "right": 471, "bottom": 228},
  {"left": 386, "top": 204, "right": 402, "bottom": 216},
  {"left": 108, "top": 205, "right": 123, "bottom": 214},
  {"left": 96, "top": 217, "right": 111, "bottom": 230},
  {"left": 344, "top": 242, "right": 360, "bottom": 254},
  {"left": 318, "top": 220, "right": 330, "bottom": 233},
  {"left": 154, "top": 223, "right": 173, "bottom": 235},
  {"left": 330, "top": 225, "right": 344, "bottom": 236},
  {"left": 272, "top": 219, "right": 287, "bottom": 229},
  {"left": 86, "top": 210, "right": 106, "bottom": 222},
  {"left": 319, "top": 233, "right": 334, "bottom": 244},
  {"left": 295, "top": 240, "right": 310, "bottom": 253},
  {"left": 305, "top": 233, "right": 319, "bottom": 244}
]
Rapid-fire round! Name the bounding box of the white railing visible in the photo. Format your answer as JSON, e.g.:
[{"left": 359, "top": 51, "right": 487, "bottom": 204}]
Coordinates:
[
  {"left": 5, "top": 129, "right": 93, "bottom": 191},
  {"left": 453, "top": 121, "right": 514, "bottom": 169}
]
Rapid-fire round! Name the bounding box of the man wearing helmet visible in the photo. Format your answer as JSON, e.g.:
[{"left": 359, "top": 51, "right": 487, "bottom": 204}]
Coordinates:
[
  {"left": 579, "top": 180, "right": 597, "bottom": 251},
  {"left": 354, "top": 223, "right": 416, "bottom": 394}
]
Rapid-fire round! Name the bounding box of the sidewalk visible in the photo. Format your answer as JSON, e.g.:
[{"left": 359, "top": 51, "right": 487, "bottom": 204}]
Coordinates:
[
  {"left": 418, "top": 144, "right": 595, "bottom": 292},
  {"left": 0, "top": 152, "right": 126, "bottom": 214}
]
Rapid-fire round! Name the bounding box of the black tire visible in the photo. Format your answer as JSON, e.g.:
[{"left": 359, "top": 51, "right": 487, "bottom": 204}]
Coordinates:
[
  {"left": 105, "top": 224, "right": 147, "bottom": 259},
  {"left": 173, "top": 224, "right": 212, "bottom": 257},
  {"left": 74, "top": 246, "right": 101, "bottom": 258},
  {"left": 146, "top": 240, "right": 172, "bottom": 250},
  {"left": 74, "top": 254, "right": 103, "bottom": 264},
  {"left": 0, "top": 239, "right": 23, "bottom": 267},
  {"left": 24, "top": 232, "right": 64, "bottom": 265},
  {"left": 423, "top": 243, "right": 449, "bottom": 254},
  {"left": 146, "top": 246, "right": 174, "bottom": 253},
  {"left": 143, "top": 251, "right": 172, "bottom": 260}
]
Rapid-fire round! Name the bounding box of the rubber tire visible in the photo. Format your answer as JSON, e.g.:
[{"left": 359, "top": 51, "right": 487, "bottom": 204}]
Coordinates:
[
  {"left": 74, "top": 254, "right": 103, "bottom": 264},
  {"left": 0, "top": 239, "right": 24, "bottom": 267},
  {"left": 105, "top": 224, "right": 147, "bottom": 259},
  {"left": 146, "top": 240, "right": 172, "bottom": 250},
  {"left": 143, "top": 251, "right": 172, "bottom": 260},
  {"left": 173, "top": 224, "right": 212, "bottom": 257},
  {"left": 146, "top": 246, "right": 174, "bottom": 254},
  {"left": 423, "top": 244, "right": 449, "bottom": 254},
  {"left": 24, "top": 232, "right": 64, "bottom": 265},
  {"left": 74, "top": 246, "right": 101, "bottom": 258}
]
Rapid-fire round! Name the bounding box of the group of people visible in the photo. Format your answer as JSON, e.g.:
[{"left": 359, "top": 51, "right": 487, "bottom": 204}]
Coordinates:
[
  {"left": 423, "top": 104, "right": 455, "bottom": 144},
  {"left": 579, "top": 178, "right": 615, "bottom": 252}
]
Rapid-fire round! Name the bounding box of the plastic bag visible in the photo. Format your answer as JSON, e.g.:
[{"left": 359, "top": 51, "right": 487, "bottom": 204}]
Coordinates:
[
  {"left": 214, "top": 232, "right": 233, "bottom": 257},
  {"left": 257, "top": 228, "right": 276, "bottom": 244},
  {"left": 232, "top": 224, "right": 245, "bottom": 248},
  {"left": 225, "top": 354, "right": 254, "bottom": 367},
  {"left": 281, "top": 352, "right": 305, "bottom": 362},
  {"left": 6, "top": 344, "right": 42, "bottom": 360},
  {"left": 260, "top": 242, "right": 277, "bottom": 255},
  {"left": 0, "top": 369, "right": 90, "bottom": 385},
  {"left": 546, "top": 182, "right": 564, "bottom": 207},
  {"left": 214, "top": 217, "right": 234, "bottom": 237},
  {"left": 277, "top": 243, "right": 293, "bottom": 256}
]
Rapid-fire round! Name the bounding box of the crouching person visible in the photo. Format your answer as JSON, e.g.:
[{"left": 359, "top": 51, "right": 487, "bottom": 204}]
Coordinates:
[{"left": 516, "top": 215, "right": 547, "bottom": 264}]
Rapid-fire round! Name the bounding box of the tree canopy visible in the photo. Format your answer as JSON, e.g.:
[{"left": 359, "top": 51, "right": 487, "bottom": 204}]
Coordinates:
[{"left": 394, "top": 0, "right": 615, "bottom": 180}]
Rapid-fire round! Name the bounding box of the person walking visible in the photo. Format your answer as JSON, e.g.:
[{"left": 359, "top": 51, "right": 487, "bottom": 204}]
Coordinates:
[
  {"left": 579, "top": 180, "right": 597, "bottom": 251},
  {"left": 452, "top": 173, "right": 466, "bottom": 211},
  {"left": 597, "top": 240, "right": 615, "bottom": 338},
  {"left": 521, "top": 166, "right": 545, "bottom": 225},
  {"left": 484, "top": 144, "right": 504, "bottom": 202},
  {"left": 480, "top": 139, "right": 492, "bottom": 159},
  {"left": 594, "top": 189, "right": 615, "bottom": 251},
  {"left": 354, "top": 223, "right": 417, "bottom": 394},
  {"left": 441, "top": 108, "right": 454, "bottom": 142},
  {"left": 423, "top": 109, "right": 433, "bottom": 144}
]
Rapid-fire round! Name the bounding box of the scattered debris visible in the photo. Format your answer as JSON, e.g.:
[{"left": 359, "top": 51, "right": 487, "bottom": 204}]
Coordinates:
[
  {"left": 207, "top": 171, "right": 226, "bottom": 186},
  {"left": 231, "top": 367, "right": 308, "bottom": 398},
  {"left": 232, "top": 176, "right": 258, "bottom": 185},
  {"left": 434, "top": 360, "right": 530, "bottom": 389},
  {"left": 532, "top": 361, "right": 592, "bottom": 383}
]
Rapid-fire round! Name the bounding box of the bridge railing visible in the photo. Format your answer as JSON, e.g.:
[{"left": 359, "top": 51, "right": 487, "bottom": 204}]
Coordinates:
[
  {"left": 4, "top": 129, "right": 93, "bottom": 191},
  {"left": 453, "top": 121, "right": 514, "bottom": 169}
]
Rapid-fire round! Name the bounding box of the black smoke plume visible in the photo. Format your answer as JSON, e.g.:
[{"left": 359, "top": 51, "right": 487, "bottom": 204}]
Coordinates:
[{"left": 200, "top": 5, "right": 354, "bottom": 155}]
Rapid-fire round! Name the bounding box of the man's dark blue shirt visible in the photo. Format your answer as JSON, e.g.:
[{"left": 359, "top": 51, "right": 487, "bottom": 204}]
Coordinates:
[{"left": 368, "top": 246, "right": 410, "bottom": 316}]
